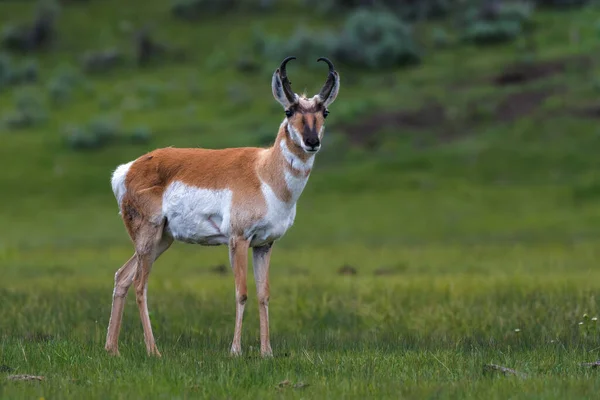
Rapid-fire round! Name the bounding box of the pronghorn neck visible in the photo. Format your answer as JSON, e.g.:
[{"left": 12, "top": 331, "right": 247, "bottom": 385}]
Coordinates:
[
  {"left": 277, "top": 120, "right": 315, "bottom": 177},
  {"left": 258, "top": 120, "right": 316, "bottom": 204}
]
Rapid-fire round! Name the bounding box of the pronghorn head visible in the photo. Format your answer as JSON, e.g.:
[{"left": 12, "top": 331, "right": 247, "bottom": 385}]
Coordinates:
[{"left": 272, "top": 56, "right": 340, "bottom": 154}]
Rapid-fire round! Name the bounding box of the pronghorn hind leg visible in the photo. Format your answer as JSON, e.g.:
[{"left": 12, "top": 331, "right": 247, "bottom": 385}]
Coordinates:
[
  {"left": 229, "top": 236, "right": 250, "bottom": 356},
  {"left": 105, "top": 253, "right": 138, "bottom": 356},
  {"left": 132, "top": 222, "right": 171, "bottom": 357},
  {"left": 106, "top": 189, "right": 167, "bottom": 357}
]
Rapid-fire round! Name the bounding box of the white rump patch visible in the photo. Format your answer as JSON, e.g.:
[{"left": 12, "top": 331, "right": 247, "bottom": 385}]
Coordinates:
[
  {"left": 162, "top": 181, "right": 232, "bottom": 245},
  {"left": 111, "top": 160, "right": 134, "bottom": 206}
]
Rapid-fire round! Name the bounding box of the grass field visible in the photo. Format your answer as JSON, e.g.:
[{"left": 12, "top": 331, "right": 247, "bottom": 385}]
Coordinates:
[{"left": 3, "top": 0, "right": 600, "bottom": 398}]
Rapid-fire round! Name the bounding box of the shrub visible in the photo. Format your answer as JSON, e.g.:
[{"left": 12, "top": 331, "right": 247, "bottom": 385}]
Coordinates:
[
  {"left": 336, "top": 9, "right": 421, "bottom": 69},
  {"left": 88, "top": 115, "right": 120, "bottom": 145},
  {"left": 1, "top": 0, "right": 59, "bottom": 53},
  {"left": 171, "top": 0, "right": 237, "bottom": 20},
  {"left": 80, "top": 48, "right": 124, "bottom": 74},
  {"left": 0, "top": 54, "right": 39, "bottom": 89},
  {"left": 47, "top": 77, "right": 72, "bottom": 105},
  {"left": 127, "top": 126, "right": 152, "bottom": 144},
  {"left": 171, "top": 0, "right": 276, "bottom": 20},
  {"left": 258, "top": 26, "right": 338, "bottom": 67},
  {"left": 255, "top": 9, "right": 421, "bottom": 70},
  {"left": 3, "top": 89, "right": 47, "bottom": 130},
  {"left": 461, "top": 1, "right": 534, "bottom": 46},
  {"left": 65, "top": 125, "right": 99, "bottom": 150},
  {"left": 20, "top": 59, "right": 39, "bottom": 83},
  {"left": 462, "top": 20, "right": 522, "bottom": 45},
  {"left": 399, "top": 0, "right": 453, "bottom": 21},
  {"left": 64, "top": 116, "right": 151, "bottom": 151},
  {"left": 431, "top": 27, "right": 452, "bottom": 48},
  {"left": 302, "top": 0, "right": 453, "bottom": 20},
  {"left": 535, "top": 0, "right": 591, "bottom": 7},
  {"left": 0, "top": 52, "right": 12, "bottom": 89},
  {"left": 46, "top": 64, "right": 84, "bottom": 105},
  {"left": 64, "top": 116, "right": 120, "bottom": 150}
]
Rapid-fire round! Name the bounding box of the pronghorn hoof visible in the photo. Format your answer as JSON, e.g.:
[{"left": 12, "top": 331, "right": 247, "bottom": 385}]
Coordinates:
[{"left": 105, "top": 347, "right": 121, "bottom": 357}]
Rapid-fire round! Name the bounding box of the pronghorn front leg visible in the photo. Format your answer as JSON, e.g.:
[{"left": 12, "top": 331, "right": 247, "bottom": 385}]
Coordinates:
[
  {"left": 253, "top": 242, "right": 273, "bottom": 357},
  {"left": 229, "top": 236, "right": 250, "bottom": 356}
]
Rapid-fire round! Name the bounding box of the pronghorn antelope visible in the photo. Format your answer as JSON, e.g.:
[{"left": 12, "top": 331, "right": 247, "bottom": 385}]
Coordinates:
[{"left": 104, "top": 56, "right": 340, "bottom": 357}]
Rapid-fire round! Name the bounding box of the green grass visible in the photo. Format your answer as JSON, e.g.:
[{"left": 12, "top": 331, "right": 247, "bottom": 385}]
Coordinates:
[
  {"left": 3, "top": 0, "right": 600, "bottom": 398},
  {"left": 3, "top": 242, "right": 600, "bottom": 399}
]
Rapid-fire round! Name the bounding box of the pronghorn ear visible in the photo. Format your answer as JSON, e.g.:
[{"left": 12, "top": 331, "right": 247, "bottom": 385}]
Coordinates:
[
  {"left": 316, "top": 57, "right": 340, "bottom": 108},
  {"left": 272, "top": 56, "right": 298, "bottom": 109},
  {"left": 272, "top": 70, "right": 296, "bottom": 109},
  {"left": 320, "top": 71, "right": 340, "bottom": 108}
]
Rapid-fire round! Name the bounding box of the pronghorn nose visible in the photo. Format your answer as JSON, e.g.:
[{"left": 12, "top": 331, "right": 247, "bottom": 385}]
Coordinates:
[{"left": 305, "top": 137, "right": 320, "bottom": 148}]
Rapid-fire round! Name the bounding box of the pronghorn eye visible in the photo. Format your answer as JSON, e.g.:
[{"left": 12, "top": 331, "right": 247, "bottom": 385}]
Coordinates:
[
  {"left": 323, "top": 109, "right": 329, "bottom": 118},
  {"left": 285, "top": 109, "right": 293, "bottom": 118}
]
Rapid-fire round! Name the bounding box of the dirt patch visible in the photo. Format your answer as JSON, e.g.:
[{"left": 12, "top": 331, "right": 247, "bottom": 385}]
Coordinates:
[
  {"left": 209, "top": 264, "right": 228, "bottom": 275},
  {"left": 0, "top": 365, "right": 14, "bottom": 373},
  {"left": 277, "top": 379, "right": 310, "bottom": 391},
  {"left": 572, "top": 104, "right": 600, "bottom": 119},
  {"left": 338, "top": 86, "right": 560, "bottom": 148},
  {"left": 337, "top": 264, "right": 357, "bottom": 276},
  {"left": 494, "top": 88, "right": 556, "bottom": 122},
  {"left": 492, "top": 55, "right": 590, "bottom": 87},
  {"left": 23, "top": 331, "right": 54, "bottom": 342},
  {"left": 7, "top": 375, "right": 45, "bottom": 382},
  {"left": 483, "top": 364, "right": 527, "bottom": 379},
  {"left": 337, "top": 102, "right": 446, "bottom": 147}
]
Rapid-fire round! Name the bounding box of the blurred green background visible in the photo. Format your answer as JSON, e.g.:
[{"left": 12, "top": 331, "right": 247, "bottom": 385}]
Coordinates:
[{"left": 3, "top": 0, "right": 600, "bottom": 398}]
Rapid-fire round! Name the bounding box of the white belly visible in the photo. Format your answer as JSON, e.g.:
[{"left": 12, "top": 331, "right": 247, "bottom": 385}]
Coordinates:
[
  {"left": 162, "top": 181, "right": 231, "bottom": 245},
  {"left": 162, "top": 180, "right": 298, "bottom": 247}
]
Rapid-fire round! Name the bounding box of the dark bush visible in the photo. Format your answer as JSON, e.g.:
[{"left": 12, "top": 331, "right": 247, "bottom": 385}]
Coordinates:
[
  {"left": 336, "top": 9, "right": 421, "bottom": 69},
  {"left": 0, "top": 53, "right": 10, "bottom": 88},
  {"left": 47, "top": 64, "right": 85, "bottom": 105},
  {"left": 461, "top": 2, "right": 534, "bottom": 46},
  {"left": 20, "top": 59, "right": 39, "bottom": 83},
  {"left": 256, "top": 26, "right": 338, "bottom": 67},
  {"left": 65, "top": 125, "right": 101, "bottom": 150},
  {"left": 65, "top": 116, "right": 151, "bottom": 151},
  {"left": 80, "top": 48, "right": 125, "bottom": 74},
  {"left": 431, "top": 27, "right": 452, "bottom": 48},
  {"left": 254, "top": 9, "right": 420, "bottom": 70},
  {"left": 302, "top": 0, "right": 453, "bottom": 20},
  {"left": 535, "top": 0, "right": 591, "bottom": 7},
  {"left": 1, "top": 0, "right": 59, "bottom": 53},
  {"left": 3, "top": 89, "right": 47, "bottom": 130},
  {"left": 88, "top": 115, "right": 120, "bottom": 145},
  {"left": 133, "top": 27, "right": 186, "bottom": 67},
  {"left": 171, "top": 0, "right": 277, "bottom": 20},
  {"left": 171, "top": 0, "right": 237, "bottom": 20},
  {"left": 47, "top": 78, "right": 71, "bottom": 105},
  {"left": 0, "top": 54, "right": 39, "bottom": 89},
  {"left": 127, "top": 126, "right": 152, "bottom": 144}
]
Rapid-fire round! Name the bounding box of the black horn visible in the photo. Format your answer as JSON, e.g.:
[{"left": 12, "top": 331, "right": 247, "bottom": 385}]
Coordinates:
[
  {"left": 317, "top": 57, "right": 337, "bottom": 101},
  {"left": 278, "top": 56, "right": 297, "bottom": 103}
]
